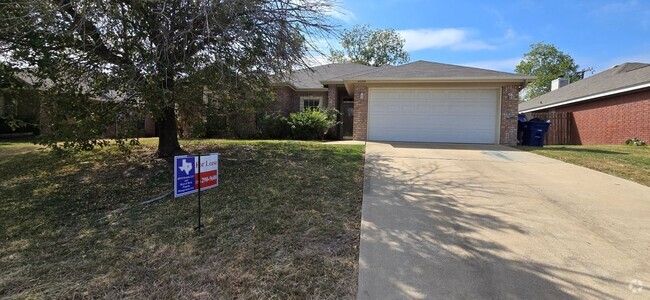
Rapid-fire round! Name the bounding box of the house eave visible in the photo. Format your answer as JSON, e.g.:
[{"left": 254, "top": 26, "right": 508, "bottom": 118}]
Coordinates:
[
  {"left": 343, "top": 76, "right": 535, "bottom": 83},
  {"left": 519, "top": 81, "right": 650, "bottom": 113},
  {"left": 342, "top": 76, "right": 535, "bottom": 95},
  {"left": 294, "top": 87, "right": 328, "bottom": 92},
  {"left": 271, "top": 82, "right": 297, "bottom": 91},
  {"left": 320, "top": 80, "right": 345, "bottom": 85},
  {"left": 272, "top": 82, "right": 328, "bottom": 92}
]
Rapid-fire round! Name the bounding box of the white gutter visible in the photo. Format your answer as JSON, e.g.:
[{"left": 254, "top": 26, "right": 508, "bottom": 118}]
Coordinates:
[
  {"left": 342, "top": 76, "right": 535, "bottom": 83},
  {"left": 520, "top": 82, "right": 650, "bottom": 113},
  {"left": 271, "top": 82, "right": 328, "bottom": 92},
  {"left": 295, "top": 88, "right": 328, "bottom": 92}
]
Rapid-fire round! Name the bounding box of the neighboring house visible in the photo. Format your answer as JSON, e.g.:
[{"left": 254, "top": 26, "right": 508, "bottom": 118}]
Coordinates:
[
  {"left": 0, "top": 71, "right": 157, "bottom": 138},
  {"left": 519, "top": 62, "right": 650, "bottom": 145},
  {"left": 0, "top": 72, "right": 42, "bottom": 136},
  {"left": 273, "top": 60, "right": 534, "bottom": 144}
]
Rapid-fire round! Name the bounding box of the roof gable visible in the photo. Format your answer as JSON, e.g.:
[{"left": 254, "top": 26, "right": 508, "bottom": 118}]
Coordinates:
[{"left": 279, "top": 60, "right": 533, "bottom": 91}]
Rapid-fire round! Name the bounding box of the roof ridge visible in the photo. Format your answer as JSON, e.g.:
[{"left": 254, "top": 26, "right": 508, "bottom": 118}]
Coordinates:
[
  {"left": 425, "top": 60, "right": 522, "bottom": 75},
  {"left": 385, "top": 60, "right": 522, "bottom": 76},
  {"left": 615, "top": 62, "right": 650, "bottom": 73},
  {"left": 293, "top": 62, "right": 376, "bottom": 72}
]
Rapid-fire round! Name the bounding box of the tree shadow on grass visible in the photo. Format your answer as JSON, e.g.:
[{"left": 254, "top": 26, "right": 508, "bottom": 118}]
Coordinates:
[
  {"left": 0, "top": 142, "right": 366, "bottom": 299},
  {"left": 357, "top": 155, "right": 628, "bottom": 299}
]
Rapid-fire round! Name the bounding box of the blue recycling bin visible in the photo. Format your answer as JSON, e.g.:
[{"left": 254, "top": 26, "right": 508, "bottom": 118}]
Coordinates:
[
  {"left": 522, "top": 119, "right": 551, "bottom": 147},
  {"left": 517, "top": 114, "right": 528, "bottom": 145}
]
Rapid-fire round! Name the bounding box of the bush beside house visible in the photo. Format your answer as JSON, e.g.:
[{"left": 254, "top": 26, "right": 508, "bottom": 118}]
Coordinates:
[
  {"left": 287, "top": 109, "right": 339, "bottom": 140},
  {"left": 258, "top": 109, "right": 339, "bottom": 140}
]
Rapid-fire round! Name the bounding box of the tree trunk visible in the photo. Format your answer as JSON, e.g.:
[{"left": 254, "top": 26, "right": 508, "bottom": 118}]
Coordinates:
[{"left": 156, "top": 105, "right": 184, "bottom": 158}]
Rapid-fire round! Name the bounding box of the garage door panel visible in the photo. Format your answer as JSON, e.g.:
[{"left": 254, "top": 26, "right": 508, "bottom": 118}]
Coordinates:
[
  {"left": 372, "top": 129, "right": 496, "bottom": 144},
  {"left": 371, "top": 114, "right": 494, "bottom": 127},
  {"left": 368, "top": 89, "right": 498, "bottom": 143}
]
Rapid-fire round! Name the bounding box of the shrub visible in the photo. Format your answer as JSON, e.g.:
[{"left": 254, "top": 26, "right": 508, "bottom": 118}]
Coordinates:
[
  {"left": 287, "top": 109, "right": 339, "bottom": 140},
  {"left": 259, "top": 113, "right": 290, "bottom": 139},
  {"left": 625, "top": 138, "right": 647, "bottom": 146},
  {"left": 189, "top": 120, "right": 207, "bottom": 138}
]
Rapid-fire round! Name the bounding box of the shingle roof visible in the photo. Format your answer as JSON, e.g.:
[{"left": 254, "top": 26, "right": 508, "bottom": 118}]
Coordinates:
[
  {"left": 519, "top": 62, "right": 650, "bottom": 112},
  {"left": 284, "top": 63, "right": 377, "bottom": 89},
  {"left": 344, "top": 60, "right": 532, "bottom": 80},
  {"left": 321, "top": 65, "right": 396, "bottom": 82}
]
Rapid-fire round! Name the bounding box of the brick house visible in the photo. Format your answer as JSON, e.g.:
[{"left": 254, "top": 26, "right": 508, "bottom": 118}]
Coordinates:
[
  {"left": 273, "top": 60, "right": 533, "bottom": 144},
  {"left": 0, "top": 71, "right": 158, "bottom": 138},
  {"left": 519, "top": 62, "right": 650, "bottom": 145}
]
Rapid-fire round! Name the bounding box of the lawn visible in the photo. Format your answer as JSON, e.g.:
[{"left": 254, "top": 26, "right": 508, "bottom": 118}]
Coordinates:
[
  {"left": 0, "top": 138, "right": 365, "bottom": 299},
  {"left": 517, "top": 145, "right": 650, "bottom": 187}
]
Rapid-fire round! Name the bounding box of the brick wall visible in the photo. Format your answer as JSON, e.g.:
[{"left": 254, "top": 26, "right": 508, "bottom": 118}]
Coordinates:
[
  {"left": 327, "top": 86, "right": 337, "bottom": 109},
  {"left": 352, "top": 86, "right": 368, "bottom": 140},
  {"left": 326, "top": 86, "right": 338, "bottom": 137},
  {"left": 144, "top": 115, "right": 156, "bottom": 137},
  {"left": 271, "top": 87, "right": 297, "bottom": 116},
  {"left": 551, "top": 89, "right": 650, "bottom": 145},
  {"left": 500, "top": 85, "right": 520, "bottom": 145}
]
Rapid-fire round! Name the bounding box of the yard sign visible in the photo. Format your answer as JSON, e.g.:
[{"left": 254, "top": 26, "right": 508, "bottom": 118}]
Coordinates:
[{"left": 174, "top": 153, "right": 219, "bottom": 197}]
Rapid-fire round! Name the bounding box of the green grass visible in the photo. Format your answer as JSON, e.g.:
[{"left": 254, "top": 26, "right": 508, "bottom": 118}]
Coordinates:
[
  {"left": 517, "top": 145, "right": 650, "bottom": 187},
  {"left": 0, "top": 138, "right": 365, "bottom": 299}
]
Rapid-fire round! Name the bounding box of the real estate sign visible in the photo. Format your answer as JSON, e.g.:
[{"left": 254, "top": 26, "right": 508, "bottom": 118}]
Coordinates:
[{"left": 174, "top": 153, "right": 219, "bottom": 197}]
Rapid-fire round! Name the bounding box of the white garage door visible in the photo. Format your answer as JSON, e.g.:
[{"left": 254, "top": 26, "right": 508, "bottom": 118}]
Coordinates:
[{"left": 368, "top": 88, "right": 499, "bottom": 143}]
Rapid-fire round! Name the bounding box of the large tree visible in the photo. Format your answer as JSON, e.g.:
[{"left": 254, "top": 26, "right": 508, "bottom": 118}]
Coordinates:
[
  {"left": 0, "top": 0, "right": 334, "bottom": 157},
  {"left": 329, "top": 25, "right": 409, "bottom": 67},
  {"left": 516, "top": 42, "right": 581, "bottom": 100}
]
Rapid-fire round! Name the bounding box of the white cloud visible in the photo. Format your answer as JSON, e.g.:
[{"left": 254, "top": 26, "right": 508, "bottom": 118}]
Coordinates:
[
  {"left": 325, "top": 6, "right": 356, "bottom": 24},
  {"left": 310, "top": 38, "right": 338, "bottom": 52},
  {"left": 459, "top": 57, "right": 522, "bottom": 72},
  {"left": 303, "top": 55, "right": 331, "bottom": 67},
  {"left": 397, "top": 28, "right": 496, "bottom": 52},
  {"left": 483, "top": 7, "right": 529, "bottom": 45}
]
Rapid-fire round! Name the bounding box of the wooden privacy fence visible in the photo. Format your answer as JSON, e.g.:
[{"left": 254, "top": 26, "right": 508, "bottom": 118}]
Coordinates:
[{"left": 528, "top": 111, "right": 573, "bottom": 145}]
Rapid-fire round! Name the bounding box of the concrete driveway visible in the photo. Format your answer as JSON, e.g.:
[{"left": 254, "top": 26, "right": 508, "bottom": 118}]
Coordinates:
[{"left": 358, "top": 142, "right": 650, "bottom": 299}]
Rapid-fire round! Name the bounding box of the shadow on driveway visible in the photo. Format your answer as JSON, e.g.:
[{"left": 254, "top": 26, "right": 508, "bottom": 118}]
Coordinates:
[{"left": 358, "top": 152, "right": 628, "bottom": 299}]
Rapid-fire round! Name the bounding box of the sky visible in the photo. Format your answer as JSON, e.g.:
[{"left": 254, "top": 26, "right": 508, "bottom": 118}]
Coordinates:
[{"left": 319, "top": 0, "right": 650, "bottom": 76}]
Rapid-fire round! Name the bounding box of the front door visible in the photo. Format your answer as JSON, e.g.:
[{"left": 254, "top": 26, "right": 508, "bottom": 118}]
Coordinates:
[{"left": 341, "top": 98, "right": 354, "bottom": 139}]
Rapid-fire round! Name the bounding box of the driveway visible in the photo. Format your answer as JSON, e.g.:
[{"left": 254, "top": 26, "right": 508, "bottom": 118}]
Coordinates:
[{"left": 358, "top": 142, "right": 650, "bottom": 299}]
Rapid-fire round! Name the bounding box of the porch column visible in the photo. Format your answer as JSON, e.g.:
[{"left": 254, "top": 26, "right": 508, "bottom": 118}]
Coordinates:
[
  {"left": 353, "top": 86, "right": 368, "bottom": 141},
  {"left": 500, "top": 85, "right": 521, "bottom": 145},
  {"left": 327, "top": 85, "right": 338, "bottom": 138}
]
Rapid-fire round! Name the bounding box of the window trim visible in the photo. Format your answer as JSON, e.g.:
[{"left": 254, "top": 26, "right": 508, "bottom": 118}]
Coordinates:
[{"left": 300, "top": 96, "right": 322, "bottom": 111}]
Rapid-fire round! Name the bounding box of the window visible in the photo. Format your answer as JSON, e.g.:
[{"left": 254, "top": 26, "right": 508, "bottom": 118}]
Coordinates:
[{"left": 300, "top": 97, "right": 321, "bottom": 111}]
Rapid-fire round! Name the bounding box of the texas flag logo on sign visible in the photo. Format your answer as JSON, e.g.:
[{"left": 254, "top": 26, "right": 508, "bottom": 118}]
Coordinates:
[{"left": 179, "top": 159, "right": 193, "bottom": 175}]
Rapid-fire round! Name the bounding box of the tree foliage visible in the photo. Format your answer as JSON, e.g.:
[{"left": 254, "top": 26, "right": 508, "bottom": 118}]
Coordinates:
[
  {"left": 329, "top": 25, "right": 409, "bottom": 67},
  {"left": 516, "top": 42, "right": 581, "bottom": 100},
  {"left": 0, "top": 64, "right": 40, "bottom": 133},
  {"left": 0, "top": 0, "right": 335, "bottom": 157},
  {"left": 288, "top": 108, "right": 338, "bottom": 140}
]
